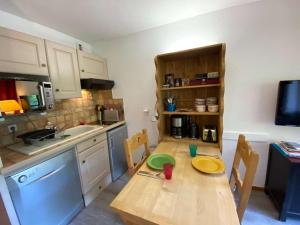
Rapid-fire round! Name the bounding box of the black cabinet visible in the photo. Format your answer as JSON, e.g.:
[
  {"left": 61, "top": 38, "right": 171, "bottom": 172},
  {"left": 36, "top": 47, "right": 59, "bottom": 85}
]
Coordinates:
[{"left": 265, "top": 144, "right": 300, "bottom": 221}]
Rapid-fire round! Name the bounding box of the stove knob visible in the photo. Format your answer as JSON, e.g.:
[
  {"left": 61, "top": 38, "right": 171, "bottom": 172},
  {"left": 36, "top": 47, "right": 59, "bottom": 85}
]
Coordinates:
[{"left": 18, "top": 175, "right": 27, "bottom": 183}]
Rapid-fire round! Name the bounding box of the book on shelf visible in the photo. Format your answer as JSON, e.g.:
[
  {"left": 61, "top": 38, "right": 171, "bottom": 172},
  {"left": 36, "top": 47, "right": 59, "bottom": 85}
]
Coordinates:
[
  {"left": 279, "top": 141, "right": 300, "bottom": 152},
  {"left": 275, "top": 142, "right": 300, "bottom": 158}
]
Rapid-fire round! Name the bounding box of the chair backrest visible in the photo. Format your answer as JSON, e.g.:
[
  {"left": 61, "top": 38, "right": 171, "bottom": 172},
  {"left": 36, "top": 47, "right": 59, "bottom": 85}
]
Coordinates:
[
  {"left": 229, "top": 134, "right": 259, "bottom": 222},
  {"left": 124, "top": 129, "right": 151, "bottom": 176}
]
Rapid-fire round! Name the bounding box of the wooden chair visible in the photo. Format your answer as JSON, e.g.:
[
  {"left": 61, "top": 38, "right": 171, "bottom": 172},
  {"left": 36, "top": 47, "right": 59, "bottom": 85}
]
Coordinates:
[
  {"left": 229, "top": 134, "right": 259, "bottom": 222},
  {"left": 124, "top": 129, "right": 151, "bottom": 176}
]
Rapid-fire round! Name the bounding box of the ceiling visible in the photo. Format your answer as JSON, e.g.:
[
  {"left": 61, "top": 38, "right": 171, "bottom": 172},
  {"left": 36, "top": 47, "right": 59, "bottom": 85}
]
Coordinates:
[{"left": 0, "top": 0, "right": 259, "bottom": 42}]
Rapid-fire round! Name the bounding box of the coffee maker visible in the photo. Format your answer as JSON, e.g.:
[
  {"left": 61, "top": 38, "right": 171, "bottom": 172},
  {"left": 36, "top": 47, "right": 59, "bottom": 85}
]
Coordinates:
[{"left": 170, "top": 115, "right": 190, "bottom": 139}]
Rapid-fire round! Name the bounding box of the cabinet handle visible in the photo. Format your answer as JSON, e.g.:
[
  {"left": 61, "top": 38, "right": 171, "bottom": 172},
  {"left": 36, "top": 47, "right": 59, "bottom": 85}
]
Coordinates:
[
  {"left": 41, "top": 63, "right": 47, "bottom": 67},
  {"left": 82, "top": 160, "right": 86, "bottom": 164},
  {"left": 81, "top": 69, "right": 85, "bottom": 72},
  {"left": 99, "top": 185, "right": 102, "bottom": 190},
  {"left": 55, "top": 89, "right": 60, "bottom": 92},
  {"left": 110, "top": 138, "right": 113, "bottom": 149},
  {"left": 93, "top": 139, "right": 97, "bottom": 142}
]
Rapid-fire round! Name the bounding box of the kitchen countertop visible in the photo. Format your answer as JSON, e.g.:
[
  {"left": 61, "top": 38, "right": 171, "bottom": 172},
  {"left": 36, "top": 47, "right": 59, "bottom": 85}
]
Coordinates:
[{"left": 0, "top": 121, "right": 126, "bottom": 176}]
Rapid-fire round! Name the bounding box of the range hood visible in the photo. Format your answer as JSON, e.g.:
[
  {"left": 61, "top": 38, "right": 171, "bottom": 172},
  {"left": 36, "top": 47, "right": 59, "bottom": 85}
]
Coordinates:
[{"left": 80, "top": 79, "right": 115, "bottom": 90}]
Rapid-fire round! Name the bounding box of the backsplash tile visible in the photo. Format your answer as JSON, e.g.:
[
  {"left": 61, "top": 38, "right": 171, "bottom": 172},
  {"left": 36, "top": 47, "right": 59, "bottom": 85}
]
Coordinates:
[{"left": 0, "top": 89, "right": 124, "bottom": 147}]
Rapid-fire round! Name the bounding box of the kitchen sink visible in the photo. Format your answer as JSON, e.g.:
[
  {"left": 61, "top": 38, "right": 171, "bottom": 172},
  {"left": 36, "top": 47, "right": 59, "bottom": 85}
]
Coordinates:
[
  {"left": 61, "top": 125, "right": 103, "bottom": 138},
  {"left": 8, "top": 125, "right": 104, "bottom": 156}
]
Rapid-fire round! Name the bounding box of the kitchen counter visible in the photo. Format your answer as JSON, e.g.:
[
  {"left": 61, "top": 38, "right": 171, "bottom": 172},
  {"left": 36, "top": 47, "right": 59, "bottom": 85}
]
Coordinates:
[{"left": 0, "top": 121, "right": 126, "bottom": 176}]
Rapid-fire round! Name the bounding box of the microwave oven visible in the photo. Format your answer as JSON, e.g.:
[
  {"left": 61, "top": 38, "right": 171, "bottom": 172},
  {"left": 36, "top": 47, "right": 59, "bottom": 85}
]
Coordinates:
[{"left": 20, "top": 82, "right": 54, "bottom": 112}]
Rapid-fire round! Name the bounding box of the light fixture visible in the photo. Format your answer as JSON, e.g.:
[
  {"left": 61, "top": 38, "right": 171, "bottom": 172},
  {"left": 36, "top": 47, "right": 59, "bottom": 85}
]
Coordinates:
[{"left": 0, "top": 100, "right": 23, "bottom": 115}]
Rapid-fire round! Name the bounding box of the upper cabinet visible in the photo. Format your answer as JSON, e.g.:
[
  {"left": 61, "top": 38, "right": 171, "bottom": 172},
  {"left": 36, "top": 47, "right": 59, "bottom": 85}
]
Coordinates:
[
  {"left": 0, "top": 27, "right": 48, "bottom": 76},
  {"left": 77, "top": 50, "right": 109, "bottom": 80},
  {"left": 45, "top": 41, "right": 81, "bottom": 99}
]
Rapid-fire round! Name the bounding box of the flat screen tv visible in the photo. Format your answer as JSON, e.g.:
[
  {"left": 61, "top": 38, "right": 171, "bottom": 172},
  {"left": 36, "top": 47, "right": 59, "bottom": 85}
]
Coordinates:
[{"left": 275, "top": 80, "right": 300, "bottom": 126}]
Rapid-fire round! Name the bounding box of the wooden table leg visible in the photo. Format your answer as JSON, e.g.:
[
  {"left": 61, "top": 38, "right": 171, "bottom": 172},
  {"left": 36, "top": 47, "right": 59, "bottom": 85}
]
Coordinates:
[{"left": 120, "top": 215, "right": 137, "bottom": 225}]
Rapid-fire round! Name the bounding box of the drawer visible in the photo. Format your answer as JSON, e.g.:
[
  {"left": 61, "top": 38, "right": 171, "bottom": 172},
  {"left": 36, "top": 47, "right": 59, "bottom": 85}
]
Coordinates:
[
  {"left": 77, "top": 133, "right": 107, "bottom": 153},
  {"left": 83, "top": 174, "right": 112, "bottom": 206}
]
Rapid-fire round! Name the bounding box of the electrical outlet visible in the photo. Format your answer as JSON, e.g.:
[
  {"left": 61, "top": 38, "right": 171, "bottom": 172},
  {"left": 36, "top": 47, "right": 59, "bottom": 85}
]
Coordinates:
[
  {"left": 151, "top": 115, "right": 157, "bottom": 122},
  {"left": 8, "top": 124, "right": 17, "bottom": 133}
]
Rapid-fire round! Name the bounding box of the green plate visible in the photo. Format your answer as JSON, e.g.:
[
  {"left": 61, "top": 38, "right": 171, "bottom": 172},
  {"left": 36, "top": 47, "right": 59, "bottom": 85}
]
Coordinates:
[{"left": 147, "top": 153, "right": 175, "bottom": 170}]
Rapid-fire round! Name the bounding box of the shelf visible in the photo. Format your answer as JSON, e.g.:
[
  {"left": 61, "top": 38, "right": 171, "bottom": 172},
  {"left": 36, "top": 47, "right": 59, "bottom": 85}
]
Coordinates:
[
  {"left": 155, "top": 44, "right": 225, "bottom": 151},
  {"left": 162, "top": 136, "right": 219, "bottom": 148},
  {"left": 161, "top": 111, "right": 219, "bottom": 116},
  {"left": 160, "top": 84, "right": 220, "bottom": 91}
]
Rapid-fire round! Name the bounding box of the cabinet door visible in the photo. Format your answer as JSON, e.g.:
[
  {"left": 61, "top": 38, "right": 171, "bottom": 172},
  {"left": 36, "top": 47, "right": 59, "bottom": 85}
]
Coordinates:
[
  {"left": 46, "top": 41, "right": 81, "bottom": 99},
  {"left": 77, "top": 50, "right": 108, "bottom": 80},
  {"left": 78, "top": 141, "right": 110, "bottom": 194},
  {"left": 0, "top": 27, "right": 48, "bottom": 76}
]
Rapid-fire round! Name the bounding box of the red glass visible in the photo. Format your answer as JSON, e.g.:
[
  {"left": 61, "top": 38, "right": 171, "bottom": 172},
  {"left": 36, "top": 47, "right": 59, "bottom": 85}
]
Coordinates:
[{"left": 163, "top": 163, "right": 173, "bottom": 180}]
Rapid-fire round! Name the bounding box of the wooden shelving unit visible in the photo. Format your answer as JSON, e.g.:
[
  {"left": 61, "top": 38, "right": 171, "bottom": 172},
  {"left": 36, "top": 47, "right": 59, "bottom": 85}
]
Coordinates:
[
  {"left": 160, "top": 84, "right": 220, "bottom": 91},
  {"left": 155, "top": 43, "right": 225, "bottom": 151},
  {"left": 161, "top": 111, "right": 219, "bottom": 116},
  {"left": 162, "top": 135, "right": 219, "bottom": 147}
]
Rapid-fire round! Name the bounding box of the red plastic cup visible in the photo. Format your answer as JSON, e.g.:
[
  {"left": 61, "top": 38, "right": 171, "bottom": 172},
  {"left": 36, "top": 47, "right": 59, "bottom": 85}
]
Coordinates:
[{"left": 163, "top": 163, "right": 173, "bottom": 180}]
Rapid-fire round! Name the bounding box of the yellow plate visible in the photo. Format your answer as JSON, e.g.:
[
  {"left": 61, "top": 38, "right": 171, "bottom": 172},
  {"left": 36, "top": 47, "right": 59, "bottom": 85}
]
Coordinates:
[{"left": 191, "top": 156, "right": 225, "bottom": 174}]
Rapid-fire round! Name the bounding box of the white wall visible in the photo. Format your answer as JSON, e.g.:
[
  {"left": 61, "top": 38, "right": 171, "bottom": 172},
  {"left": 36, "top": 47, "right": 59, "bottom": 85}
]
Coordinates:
[
  {"left": 93, "top": 0, "right": 300, "bottom": 187},
  {"left": 0, "top": 10, "right": 92, "bottom": 51}
]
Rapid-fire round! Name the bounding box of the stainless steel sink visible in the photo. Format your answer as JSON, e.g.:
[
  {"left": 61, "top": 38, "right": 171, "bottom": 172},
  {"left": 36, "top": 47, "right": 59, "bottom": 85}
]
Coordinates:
[
  {"left": 62, "top": 125, "right": 101, "bottom": 137},
  {"left": 8, "top": 125, "right": 104, "bottom": 156}
]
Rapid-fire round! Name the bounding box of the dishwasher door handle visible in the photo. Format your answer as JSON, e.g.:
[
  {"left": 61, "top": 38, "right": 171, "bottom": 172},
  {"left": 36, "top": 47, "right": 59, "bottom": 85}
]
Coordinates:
[
  {"left": 25, "top": 164, "right": 67, "bottom": 186},
  {"left": 110, "top": 137, "right": 114, "bottom": 149}
]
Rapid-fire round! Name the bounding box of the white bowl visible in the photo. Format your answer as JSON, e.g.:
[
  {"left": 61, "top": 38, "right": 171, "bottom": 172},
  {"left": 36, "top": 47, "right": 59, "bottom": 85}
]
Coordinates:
[
  {"left": 206, "top": 102, "right": 217, "bottom": 106},
  {"left": 195, "top": 103, "right": 205, "bottom": 106},
  {"left": 195, "top": 105, "right": 206, "bottom": 112},
  {"left": 195, "top": 99, "right": 206, "bottom": 105},
  {"left": 206, "top": 97, "right": 217, "bottom": 101},
  {"left": 206, "top": 99, "right": 217, "bottom": 105},
  {"left": 207, "top": 105, "right": 219, "bottom": 113}
]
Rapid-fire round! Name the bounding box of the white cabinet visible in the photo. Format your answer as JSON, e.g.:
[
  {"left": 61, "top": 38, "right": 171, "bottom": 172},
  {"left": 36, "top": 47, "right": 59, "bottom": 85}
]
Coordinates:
[
  {"left": 0, "top": 26, "right": 48, "bottom": 76},
  {"left": 78, "top": 141, "right": 110, "bottom": 193},
  {"left": 77, "top": 50, "right": 108, "bottom": 80},
  {"left": 76, "top": 133, "right": 111, "bottom": 206},
  {"left": 45, "top": 41, "right": 81, "bottom": 99}
]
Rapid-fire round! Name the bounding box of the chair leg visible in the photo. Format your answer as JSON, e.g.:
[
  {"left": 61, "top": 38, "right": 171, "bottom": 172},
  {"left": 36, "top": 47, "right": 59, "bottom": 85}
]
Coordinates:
[{"left": 237, "top": 191, "right": 251, "bottom": 221}]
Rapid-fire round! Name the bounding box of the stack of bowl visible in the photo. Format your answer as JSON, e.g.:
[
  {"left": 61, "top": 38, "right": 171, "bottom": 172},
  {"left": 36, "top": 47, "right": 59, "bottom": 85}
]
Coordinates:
[
  {"left": 195, "top": 98, "right": 206, "bottom": 112},
  {"left": 206, "top": 97, "right": 219, "bottom": 112}
]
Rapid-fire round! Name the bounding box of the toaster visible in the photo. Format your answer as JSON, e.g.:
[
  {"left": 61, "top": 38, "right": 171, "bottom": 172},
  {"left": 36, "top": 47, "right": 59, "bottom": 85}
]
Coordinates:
[
  {"left": 103, "top": 109, "right": 120, "bottom": 123},
  {"left": 202, "top": 125, "right": 217, "bottom": 143}
]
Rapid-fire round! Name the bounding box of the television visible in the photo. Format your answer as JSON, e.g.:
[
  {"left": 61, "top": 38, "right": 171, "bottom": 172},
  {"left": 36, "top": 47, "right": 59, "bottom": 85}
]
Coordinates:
[{"left": 275, "top": 80, "right": 300, "bottom": 126}]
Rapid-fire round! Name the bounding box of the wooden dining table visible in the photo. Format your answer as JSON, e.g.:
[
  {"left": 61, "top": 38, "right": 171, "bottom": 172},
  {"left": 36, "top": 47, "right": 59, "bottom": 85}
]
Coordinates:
[{"left": 110, "top": 142, "right": 240, "bottom": 225}]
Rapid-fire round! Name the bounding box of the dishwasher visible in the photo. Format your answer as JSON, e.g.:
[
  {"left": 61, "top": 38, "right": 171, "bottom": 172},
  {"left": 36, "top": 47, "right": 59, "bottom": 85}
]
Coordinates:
[
  {"left": 107, "top": 124, "right": 128, "bottom": 181},
  {"left": 5, "top": 148, "right": 84, "bottom": 225}
]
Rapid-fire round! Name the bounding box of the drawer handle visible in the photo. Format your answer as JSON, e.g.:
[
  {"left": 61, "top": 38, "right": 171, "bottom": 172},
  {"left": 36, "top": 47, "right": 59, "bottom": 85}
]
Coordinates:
[
  {"left": 93, "top": 139, "right": 97, "bottom": 142},
  {"left": 82, "top": 160, "right": 86, "bottom": 164},
  {"left": 41, "top": 63, "right": 47, "bottom": 67},
  {"left": 81, "top": 69, "right": 85, "bottom": 72},
  {"left": 55, "top": 89, "right": 60, "bottom": 92}
]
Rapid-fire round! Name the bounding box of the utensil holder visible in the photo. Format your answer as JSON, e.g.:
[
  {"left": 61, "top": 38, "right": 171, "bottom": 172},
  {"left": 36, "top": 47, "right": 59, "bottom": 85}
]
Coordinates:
[{"left": 167, "top": 103, "right": 176, "bottom": 112}]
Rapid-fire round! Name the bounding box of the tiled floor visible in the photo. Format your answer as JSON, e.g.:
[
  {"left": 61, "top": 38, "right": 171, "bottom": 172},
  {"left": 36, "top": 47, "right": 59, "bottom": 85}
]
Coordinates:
[
  {"left": 70, "top": 174, "right": 300, "bottom": 225},
  {"left": 69, "top": 174, "right": 129, "bottom": 225},
  {"left": 243, "top": 191, "right": 299, "bottom": 225}
]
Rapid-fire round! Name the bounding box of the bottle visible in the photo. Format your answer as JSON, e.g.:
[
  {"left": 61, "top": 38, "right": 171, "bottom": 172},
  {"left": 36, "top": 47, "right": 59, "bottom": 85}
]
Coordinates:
[
  {"left": 95, "top": 105, "right": 105, "bottom": 125},
  {"left": 100, "top": 105, "right": 106, "bottom": 125},
  {"left": 95, "top": 105, "right": 101, "bottom": 125}
]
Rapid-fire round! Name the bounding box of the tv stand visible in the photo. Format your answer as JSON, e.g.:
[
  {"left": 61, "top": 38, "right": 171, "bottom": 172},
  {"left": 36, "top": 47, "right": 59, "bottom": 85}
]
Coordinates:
[{"left": 265, "top": 144, "right": 300, "bottom": 221}]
